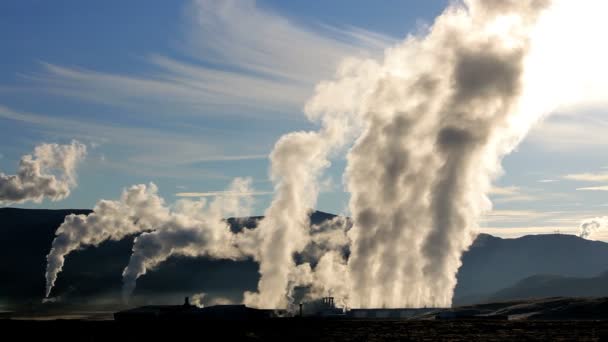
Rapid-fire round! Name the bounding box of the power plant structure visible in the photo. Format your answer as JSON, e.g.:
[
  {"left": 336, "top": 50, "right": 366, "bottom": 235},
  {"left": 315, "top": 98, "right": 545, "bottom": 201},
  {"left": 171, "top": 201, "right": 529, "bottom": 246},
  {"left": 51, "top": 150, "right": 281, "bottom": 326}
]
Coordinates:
[{"left": 114, "top": 296, "right": 442, "bottom": 321}]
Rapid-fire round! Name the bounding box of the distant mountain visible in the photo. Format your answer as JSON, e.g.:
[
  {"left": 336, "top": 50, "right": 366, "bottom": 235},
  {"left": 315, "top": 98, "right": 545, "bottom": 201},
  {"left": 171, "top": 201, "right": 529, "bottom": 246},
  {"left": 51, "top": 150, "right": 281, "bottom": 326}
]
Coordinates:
[
  {"left": 484, "top": 272, "right": 608, "bottom": 302},
  {"left": 454, "top": 233, "right": 608, "bottom": 304},
  {"left": 2, "top": 208, "right": 608, "bottom": 310},
  {"left": 0, "top": 208, "right": 335, "bottom": 309}
]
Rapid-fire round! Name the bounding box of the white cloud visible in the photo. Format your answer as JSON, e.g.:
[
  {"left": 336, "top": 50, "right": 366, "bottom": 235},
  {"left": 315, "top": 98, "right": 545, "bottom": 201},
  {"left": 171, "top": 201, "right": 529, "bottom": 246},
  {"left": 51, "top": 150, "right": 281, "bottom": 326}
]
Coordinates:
[
  {"left": 564, "top": 172, "right": 608, "bottom": 182},
  {"left": 488, "top": 185, "right": 542, "bottom": 203},
  {"left": 489, "top": 186, "right": 521, "bottom": 196},
  {"left": 577, "top": 186, "right": 608, "bottom": 191},
  {"left": 481, "top": 210, "right": 556, "bottom": 223}
]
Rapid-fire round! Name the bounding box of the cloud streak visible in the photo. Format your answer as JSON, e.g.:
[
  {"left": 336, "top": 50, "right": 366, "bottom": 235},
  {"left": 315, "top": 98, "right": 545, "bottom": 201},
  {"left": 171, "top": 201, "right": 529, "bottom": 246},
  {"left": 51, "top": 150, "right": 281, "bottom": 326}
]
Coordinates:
[
  {"left": 577, "top": 186, "right": 608, "bottom": 191},
  {"left": 22, "top": 0, "right": 393, "bottom": 117},
  {"left": 564, "top": 172, "right": 608, "bottom": 182},
  {"left": 175, "top": 190, "right": 272, "bottom": 197},
  {"left": 0, "top": 105, "right": 263, "bottom": 180}
]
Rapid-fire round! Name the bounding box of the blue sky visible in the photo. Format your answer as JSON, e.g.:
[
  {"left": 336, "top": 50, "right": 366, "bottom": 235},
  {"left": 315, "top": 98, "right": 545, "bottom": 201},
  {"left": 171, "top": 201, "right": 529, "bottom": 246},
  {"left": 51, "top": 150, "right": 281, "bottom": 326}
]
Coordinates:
[{"left": 2, "top": 0, "right": 608, "bottom": 239}]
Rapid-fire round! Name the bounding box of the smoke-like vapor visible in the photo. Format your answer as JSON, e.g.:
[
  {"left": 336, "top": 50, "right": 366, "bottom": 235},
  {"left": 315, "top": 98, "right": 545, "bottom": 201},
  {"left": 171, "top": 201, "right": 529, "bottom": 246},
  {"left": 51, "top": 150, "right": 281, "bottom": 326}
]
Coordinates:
[
  {"left": 45, "top": 183, "right": 170, "bottom": 297},
  {"left": 301, "top": 216, "right": 351, "bottom": 263},
  {"left": 240, "top": 34, "right": 383, "bottom": 310},
  {"left": 191, "top": 293, "right": 206, "bottom": 308},
  {"left": 240, "top": 130, "right": 334, "bottom": 308},
  {"left": 306, "top": 250, "right": 350, "bottom": 308},
  {"left": 0, "top": 141, "right": 86, "bottom": 205},
  {"left": 241, "top": 103, "right": 367, "bottom": 308},
  {"left": 302, "top": 0, "right": 608, "bottom": 308},
  {"left": 342, "top": 0, "right": 550, "bottom": 308},
  {"left": 45, "top": 177, "right": 255, "bottom": 299},
  {"left": 121, "top": 178, "right": 255, "bottom": 298},
  {"left": 579, "top": 217, "right": 608, "bottom": 239},
  {"left": 41, "top": 0, "right": 608, "bottom": 309}
]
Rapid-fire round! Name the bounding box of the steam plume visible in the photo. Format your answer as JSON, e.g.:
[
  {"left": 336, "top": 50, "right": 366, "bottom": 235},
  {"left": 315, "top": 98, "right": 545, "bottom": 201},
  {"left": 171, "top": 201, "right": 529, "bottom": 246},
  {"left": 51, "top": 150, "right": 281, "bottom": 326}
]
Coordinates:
[
  {"left": 121, "top": 178, "right": 255, "bottom": 298},
  {"left": 46, "top": 178, "right": 255, "bottom": 299},
  {"left": 303, "top": 0, "right": 604, "bottom": 308},
  {"left": 241, "top": 105, "right": 366, "bottom": 308},
  {"left": 240, "top": 35, "right": 381, "bottom": 309},
  {"left": 578, "top": 217, "right": 608, "bottom": 239},
  {"left": 45, "top": 183, "right": 170, "bottom": 297},
  {"left": 41, "top": 0, "right": 608, "bottom": 309},
  {"left": 0, "top": 141, "right": 86, "bottom": 205}
]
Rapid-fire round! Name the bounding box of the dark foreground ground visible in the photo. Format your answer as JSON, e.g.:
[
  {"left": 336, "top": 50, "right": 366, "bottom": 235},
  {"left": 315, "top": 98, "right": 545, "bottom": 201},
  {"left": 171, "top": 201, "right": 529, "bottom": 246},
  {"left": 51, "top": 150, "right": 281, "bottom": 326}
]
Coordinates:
[{"left": 2, "top": 319, "right": 608, "bottom": 341}]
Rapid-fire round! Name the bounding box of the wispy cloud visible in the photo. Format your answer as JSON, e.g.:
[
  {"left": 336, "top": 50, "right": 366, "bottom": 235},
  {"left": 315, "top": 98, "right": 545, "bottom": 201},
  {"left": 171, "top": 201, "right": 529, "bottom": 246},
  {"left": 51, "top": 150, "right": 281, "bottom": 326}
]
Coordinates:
[
  {"left": 186, "top": 154, "right": 268, "bottom": 163},
  {"left": 0, "top": 105, "right": 265, "bottom": 179},
  {"left": 528, "top": 115, "right": 608, "bottom": 151},
  {"left": 488, "top": 185, "right": 540, "bottom": 203},
  {"left": 577, "top": 186, "right": 608, "bottom": 191},
  {"left": 538, "top": 179, "right": 557, "bottom": 183},
  {"left": 175, "top": 191, "right": 272, "bottom": 198},
  {"left": 481, "top": 209, "right": 556, "bottom": 223},
  {"left": 489, "top": 186, "right": 521, "bottom": 196},
  {"left": 564, "top": 172, "right": 608, "bottom": 182},
  {"left": 20, "top": 0, "right": 394, "bottom": 118}
]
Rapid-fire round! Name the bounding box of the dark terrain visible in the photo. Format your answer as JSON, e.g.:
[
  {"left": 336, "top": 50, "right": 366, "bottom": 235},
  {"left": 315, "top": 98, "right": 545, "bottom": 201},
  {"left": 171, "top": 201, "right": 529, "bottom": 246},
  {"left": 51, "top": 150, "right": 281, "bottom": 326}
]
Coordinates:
[
  {"left": 1, "top": 319, "right": 607, "bottom": 342},
  {"left": 3, "top": 208, "right": 608, "bottom": 311}
]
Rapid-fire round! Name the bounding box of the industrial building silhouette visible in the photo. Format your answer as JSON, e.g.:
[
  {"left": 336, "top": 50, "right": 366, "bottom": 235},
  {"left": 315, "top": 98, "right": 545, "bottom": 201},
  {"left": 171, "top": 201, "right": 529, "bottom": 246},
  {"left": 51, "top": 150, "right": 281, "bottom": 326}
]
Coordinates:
[{"left": 114, "top": 297, "right": 440, "bottom": 320}]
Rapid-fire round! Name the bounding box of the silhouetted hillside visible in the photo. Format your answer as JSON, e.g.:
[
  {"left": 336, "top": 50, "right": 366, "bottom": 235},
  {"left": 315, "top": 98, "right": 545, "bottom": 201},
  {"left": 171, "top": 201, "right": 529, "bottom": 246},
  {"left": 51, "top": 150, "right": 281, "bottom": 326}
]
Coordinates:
[
  {"left": 484, "top": 272, "right": 608, "bottom": 302},
  {"left": 454, "top": 233, "right": 608, "bottom": 304},
  {"left": 0, "top": 208, "right": 336, "bottom": 309},
  {"left": 3, "top": 208, "right": 608, "bottom": 310}
]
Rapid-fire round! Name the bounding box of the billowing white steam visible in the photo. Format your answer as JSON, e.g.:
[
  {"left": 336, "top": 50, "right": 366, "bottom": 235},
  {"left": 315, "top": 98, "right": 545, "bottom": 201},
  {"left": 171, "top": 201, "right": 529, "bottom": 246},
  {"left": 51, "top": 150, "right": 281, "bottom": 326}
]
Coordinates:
[
  {"left": 42, "top": 0, "right": 608, "bottom": 308},
  {"left": 239, "top": 34, "right": 383, "bottom": 309},
  {"left": 306, "top": 0, "right": 608, "bottom": 308},
  {"left": 121, "top": 178, "right": 254, "bottom": 298},
  {"left": 45, "top": 182, "right": 170, "bottom": 297},
  {"left": 191, "top": 293, "right": 206, "bottom": 308},
  {"left": 579, "top": 217, "right": 608, "bottom": 239},
  {"left": 328, "top": 0, "right": 552, "bottom": 308},
  {"left": 0, "top": 141, "right": 86, "bottom": 205},
  {"left": 45, "top": 177, "right": 254, "bottom": 298},
  {"left": 240, "top": 95, "right": 370, "bottom": 308}
]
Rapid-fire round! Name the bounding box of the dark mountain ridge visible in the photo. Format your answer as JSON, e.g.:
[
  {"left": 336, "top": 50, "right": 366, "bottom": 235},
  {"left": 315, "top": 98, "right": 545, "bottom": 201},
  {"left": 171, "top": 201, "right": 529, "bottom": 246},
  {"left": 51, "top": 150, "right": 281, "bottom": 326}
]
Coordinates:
[{"left": 2, "top": 208, "right": 608, "bottom": 310}]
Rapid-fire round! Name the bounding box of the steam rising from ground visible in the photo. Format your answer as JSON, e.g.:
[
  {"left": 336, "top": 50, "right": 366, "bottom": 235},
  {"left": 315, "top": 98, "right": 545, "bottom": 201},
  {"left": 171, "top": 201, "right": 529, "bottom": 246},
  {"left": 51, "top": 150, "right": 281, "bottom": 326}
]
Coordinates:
[
  {"left": 579, "top": 217, "right": 608, "bottom": 239},
  {"left": 0, "top": 141, "right": 86, "bottom": 205},
  {"left": 241, "top": 122, "right": 353, "bottom": 308},
  {"left": 337, "top": 0, "right": 552, "bottom": 308},
  {"left": 297, "top": 0, "right": 607, "bottom": 308},
  {"left": 45, "top": 182, "right": 170, "bottom": 297},
  {"left": 122, "top": 178, "right": 254, "bottom": 298},
  {"left": 43, "top": 0, "right": 608, "bottom": 308}
]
